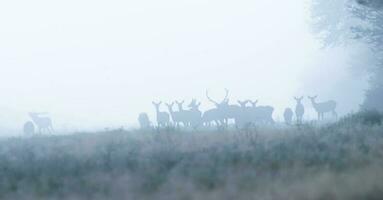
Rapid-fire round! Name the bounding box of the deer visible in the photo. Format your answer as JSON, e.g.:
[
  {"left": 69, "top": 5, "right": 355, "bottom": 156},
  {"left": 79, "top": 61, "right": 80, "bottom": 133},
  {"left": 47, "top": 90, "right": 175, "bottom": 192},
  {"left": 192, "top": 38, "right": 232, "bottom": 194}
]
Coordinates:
[
  {"left": 203, "top": 89, "right": 230, "bottom": 127},
  {"left": 235, "top": 100, "right": 253, "bottom": 128},
  {"left": 283, "top": 108, "right": 293, "bottom": 125},
  {"left": 152, "top": 101, "right": 170, "bottom": 128},
  {"left": 175, "top": 100, "right": 192, "bottom": 127},
  {"left": 308, "top": 96, "right": 337, "bottom": 120},
  {"left": 28, "top": 112, "right": 54, "bottom": 134},
  {"left": 187, "top": 99, "right": 203, "bottom": 129},
  {"left": 138, "top": 112, "right": 151, "bottom": 129},
  {"left": 247, "top": 100, "right": 274, "bottom": 124},
  {"left": 165, "top": 102, "right": 184, "bottom": 128},
  {"left": 23, "top": 121, "right": 35, "bottom": 135},
  {"left": 294, "top": 96, "right": 305, "bottom": 124}
]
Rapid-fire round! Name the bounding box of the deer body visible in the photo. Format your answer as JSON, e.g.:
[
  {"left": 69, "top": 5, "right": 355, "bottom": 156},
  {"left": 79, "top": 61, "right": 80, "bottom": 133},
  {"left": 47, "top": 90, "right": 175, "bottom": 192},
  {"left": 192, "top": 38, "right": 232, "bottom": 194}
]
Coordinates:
[
  {"left": 187, "top": 99, "right": 203, "bottom": 129},
  {"left": 152, "top": 102, "right": 170, "bottom": 127},
  {"left": 204, "top": 89, "right": 233, "bottom": 127},
  {"left": 166, "top": 102, "right": 182, "bottom": 127},
  {"left": 28, "top": 112, "right": 53, "bottom": 134},
  {"left": 235, "top": 100, "right": 253, "bottom": 128},
  {"left": 308, "top": 96, "right": 337, "bottom": 120},
  {"left": 248, "top": 100, "right": 274, "bottom": 124}
]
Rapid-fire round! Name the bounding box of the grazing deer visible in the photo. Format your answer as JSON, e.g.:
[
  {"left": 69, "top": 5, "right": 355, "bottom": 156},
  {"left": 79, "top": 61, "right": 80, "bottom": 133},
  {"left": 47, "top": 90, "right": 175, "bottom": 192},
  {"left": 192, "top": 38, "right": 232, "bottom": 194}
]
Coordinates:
[
  {"left": 283, "top": 108, "right": 293, "bottom": 125},
  {"left": 152, "top": 101, "right": 170, "bottom": 127},
  {"left": 247, "top": 100, "right": 274, "bottom": 124},
  {"left": 308, "top": 96, "right": 337, "bottom": 120},
  {"left": 28, "top": 112, "right": 54, "bottom": 134},
  {"left": 294, "top": 96, "right": 305, "bottom": 124},
  {"left": 165, "top": 102, "right": 182, "bottom": 128},
  {"left": 138, "top": 112, "right": 151, "bottom": 129}
]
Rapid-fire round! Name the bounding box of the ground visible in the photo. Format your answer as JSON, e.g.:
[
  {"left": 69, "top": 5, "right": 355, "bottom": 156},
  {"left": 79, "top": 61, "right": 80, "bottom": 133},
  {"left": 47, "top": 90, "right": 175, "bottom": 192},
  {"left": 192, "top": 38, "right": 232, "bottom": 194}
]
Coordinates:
[{"left": 0, "top": 112, "right": 382, "bottom": 200}]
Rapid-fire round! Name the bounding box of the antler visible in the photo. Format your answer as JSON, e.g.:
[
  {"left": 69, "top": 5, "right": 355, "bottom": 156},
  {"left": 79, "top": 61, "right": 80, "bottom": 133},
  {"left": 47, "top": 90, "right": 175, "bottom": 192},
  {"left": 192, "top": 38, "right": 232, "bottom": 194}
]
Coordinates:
[
  {"left": 206, "top": 90, "right": 219, "bottom": 105},
  {"left": 223, "top": 88, "right": 229, "bottom": 102}
]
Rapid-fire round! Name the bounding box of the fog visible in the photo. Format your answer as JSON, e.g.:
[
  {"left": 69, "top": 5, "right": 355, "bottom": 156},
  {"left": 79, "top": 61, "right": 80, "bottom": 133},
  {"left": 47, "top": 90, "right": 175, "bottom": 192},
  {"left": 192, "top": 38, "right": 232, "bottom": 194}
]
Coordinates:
[{"left": 0, "top": 0, "right": 368, "bottom": 132}]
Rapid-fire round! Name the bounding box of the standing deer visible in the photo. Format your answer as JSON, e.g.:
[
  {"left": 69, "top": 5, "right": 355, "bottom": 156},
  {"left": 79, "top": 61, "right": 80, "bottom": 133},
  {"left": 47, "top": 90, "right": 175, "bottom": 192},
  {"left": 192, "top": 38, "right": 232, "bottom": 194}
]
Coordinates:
[
  {"left": 284, "top": 108, "right": 293, "bottom": 125},
  {"left": 247, "top": 100, "right": 274, "bottom": 124},
  {"left": 308, "top": 96, "right": 337, "bottom": 120},
  {"left": 187, "top": 99, "right": 203, "bottom": 129},
  {"left": 138, "top": 112, "right": 151, "bottom": 129},
  {"left": 294, "top": 96, "right": 305, "bottom": 124},
  {"left": 204, "top": 89, "right": 231, "bottom": 127},
  {"left": 165, "top": 102, "right": 182, "bottom": 128},
  {"left": 235, "top": 100, "right": 253, "bottom": 128},
  {"left": 175, "top": 100, "right": 192, "bottom": 127},
  {"left": 152, "top": 101, "right": 170, "bottom": 127},
  {"left": 28, "top": 112, "right": 54, "bottom": 134}
]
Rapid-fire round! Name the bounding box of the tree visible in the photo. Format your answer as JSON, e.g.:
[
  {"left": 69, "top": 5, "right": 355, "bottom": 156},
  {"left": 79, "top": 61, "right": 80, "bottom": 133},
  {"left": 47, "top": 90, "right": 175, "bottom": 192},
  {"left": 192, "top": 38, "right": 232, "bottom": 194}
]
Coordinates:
[{"left": 311, "top": 0, "right": 383, "bottom": 111}]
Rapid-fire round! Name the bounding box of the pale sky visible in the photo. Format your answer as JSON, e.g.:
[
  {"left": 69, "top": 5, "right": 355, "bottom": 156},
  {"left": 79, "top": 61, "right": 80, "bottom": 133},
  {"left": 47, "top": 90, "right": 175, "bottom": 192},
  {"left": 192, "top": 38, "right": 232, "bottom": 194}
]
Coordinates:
[{"left": 0, "top": 0, "right": 368, "bottom": 132}]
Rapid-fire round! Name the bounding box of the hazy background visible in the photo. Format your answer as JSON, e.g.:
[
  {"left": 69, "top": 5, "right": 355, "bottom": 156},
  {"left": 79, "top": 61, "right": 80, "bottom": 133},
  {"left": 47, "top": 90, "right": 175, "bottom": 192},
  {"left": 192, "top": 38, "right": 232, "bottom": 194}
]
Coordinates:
[{"left": 0, "top": 0, "right": 368, "bottom": 132}]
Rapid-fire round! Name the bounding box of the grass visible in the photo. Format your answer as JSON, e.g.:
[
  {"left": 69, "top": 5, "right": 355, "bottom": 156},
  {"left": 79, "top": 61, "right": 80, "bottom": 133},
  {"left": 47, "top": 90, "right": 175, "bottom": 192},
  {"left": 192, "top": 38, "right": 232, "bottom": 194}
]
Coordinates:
[{"left": 0, "top": 112, "right": 383, "bottom": 200}]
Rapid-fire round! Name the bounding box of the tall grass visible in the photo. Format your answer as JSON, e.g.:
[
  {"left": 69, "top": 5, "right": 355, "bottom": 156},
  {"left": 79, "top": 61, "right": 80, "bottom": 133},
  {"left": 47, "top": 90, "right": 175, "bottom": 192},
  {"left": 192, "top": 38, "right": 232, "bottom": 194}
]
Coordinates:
[{"left": 0, "top": 112, "right": 383, "bottom": 200}]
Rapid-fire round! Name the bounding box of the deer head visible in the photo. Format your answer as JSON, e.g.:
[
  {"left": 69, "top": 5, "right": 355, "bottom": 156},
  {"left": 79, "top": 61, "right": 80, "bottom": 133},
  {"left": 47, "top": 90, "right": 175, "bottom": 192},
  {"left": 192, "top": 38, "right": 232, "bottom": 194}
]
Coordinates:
[
  {"left": 307, "top": 95, "right": 318, "bottom": 103},
  {"left": 165, "top": 102, "right": 174, "bottom": 110},
  {"left": 246, "top": 100, "right": 258, "bottom": 108},
  {"left": 294, "top": 96, "right": 304, "bottom": 104},
  {"left": 237, "top": 100, "right": 248, "bottom": 108},
  {"left": 152, "top": 101, "right": 162, "bottom": 110},
  {"left": 188, "top": 99, "right": 201, "bottom": 110}
]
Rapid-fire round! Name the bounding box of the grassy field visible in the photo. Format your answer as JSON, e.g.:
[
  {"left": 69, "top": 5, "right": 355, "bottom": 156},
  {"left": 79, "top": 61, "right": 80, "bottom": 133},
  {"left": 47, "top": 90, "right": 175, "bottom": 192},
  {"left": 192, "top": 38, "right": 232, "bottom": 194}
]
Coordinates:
[{"left": 0, "top": 112, "right": 383, "bottom": 200}]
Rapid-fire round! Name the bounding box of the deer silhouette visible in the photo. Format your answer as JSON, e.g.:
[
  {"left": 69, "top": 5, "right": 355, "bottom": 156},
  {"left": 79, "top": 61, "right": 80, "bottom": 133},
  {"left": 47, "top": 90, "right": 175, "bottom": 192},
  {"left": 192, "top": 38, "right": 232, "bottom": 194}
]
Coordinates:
[
  {"left": 207, "top": 89, "right": 245, "bottom": 127},
  {"left": 235, "top": 100, "right": 253, "bottom": 128},
  {"left": 23, "top": 121, "right": 35, "bottom": 135},
  {"left": 247, "top": 100, "right": 274, "bottom": 124},
  {"left": 138, "top": 112, "right": 151, "bottom": 129},
  {"left": 284, "top": 108, "right": 293, "bottom": 125},
  {"left": 187, "top": 99, "right": 203, "bottom": 129},
  {"left": 175, "top": 100, "right": 192, "bottom": 127},
  {"left": 152, "top": 101, "right": 170, "bottom": 127},
  {"left": 204, "top": 89, "right": 231, "bottom": 127},
  {"left": 294, "top": 96, "right": 305, "bottom": 124},
  {"left": 28, "top": 112, "right": 54, "bottom": 134},
  {"left": 308, "top": 96, "right": 337, "bottom": 120},
  {"left": 165, "top": 102, "right": 182, "bottom": 128}
]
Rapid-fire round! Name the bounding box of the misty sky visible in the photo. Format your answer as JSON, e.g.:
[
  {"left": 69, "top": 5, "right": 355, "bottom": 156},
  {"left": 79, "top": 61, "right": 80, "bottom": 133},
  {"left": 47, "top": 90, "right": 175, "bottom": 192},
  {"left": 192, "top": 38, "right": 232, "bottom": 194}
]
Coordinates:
[{"left": 0, "top": 0, "right": 368, "bottom": 132}]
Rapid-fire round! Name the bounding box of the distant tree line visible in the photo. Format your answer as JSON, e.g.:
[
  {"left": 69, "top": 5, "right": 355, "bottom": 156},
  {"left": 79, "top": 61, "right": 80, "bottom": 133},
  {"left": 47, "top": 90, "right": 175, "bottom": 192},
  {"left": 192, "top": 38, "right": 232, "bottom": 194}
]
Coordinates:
[{"left": 311, "top": 0, "right": 383, "bottom": 111}]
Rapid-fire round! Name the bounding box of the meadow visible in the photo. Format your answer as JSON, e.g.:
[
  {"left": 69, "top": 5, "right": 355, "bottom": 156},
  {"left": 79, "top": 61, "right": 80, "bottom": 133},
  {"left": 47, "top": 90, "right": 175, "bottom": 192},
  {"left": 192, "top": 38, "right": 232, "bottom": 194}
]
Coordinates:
[{"left": 0, "top": 111, "right": 383, "bottom": 200}]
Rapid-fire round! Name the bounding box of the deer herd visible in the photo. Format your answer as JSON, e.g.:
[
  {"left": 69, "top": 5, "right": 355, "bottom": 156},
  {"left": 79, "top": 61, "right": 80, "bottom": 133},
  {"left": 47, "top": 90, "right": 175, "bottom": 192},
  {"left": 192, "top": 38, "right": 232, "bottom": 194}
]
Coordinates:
[
  {"left": 22, "top": 90, "right": 338, "bottom": 135},
  {"left": 139, "top": 89, "right": 338, "bottom": 129}
]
